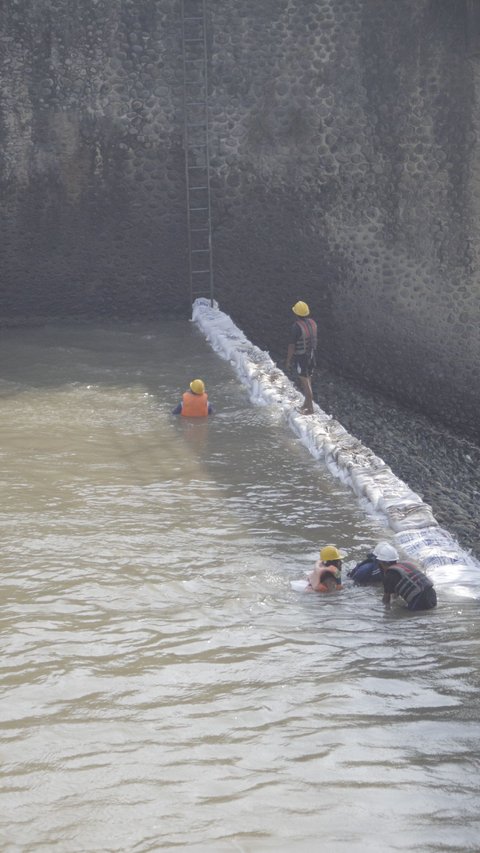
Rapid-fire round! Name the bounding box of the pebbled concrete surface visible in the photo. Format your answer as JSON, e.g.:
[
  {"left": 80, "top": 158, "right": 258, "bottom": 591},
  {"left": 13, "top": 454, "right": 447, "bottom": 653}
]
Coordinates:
[{"left": 310, "top": 364, "right": 480, "bottom": 562}]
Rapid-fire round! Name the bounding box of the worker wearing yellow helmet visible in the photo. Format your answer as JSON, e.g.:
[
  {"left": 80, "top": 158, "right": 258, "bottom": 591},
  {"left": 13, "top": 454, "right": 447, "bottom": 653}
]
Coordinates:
[
  {"left": 172, "top": 379, "right": 214, "bottom": 417},
  {"left": 285, "top": 301, "right": 318, "bottom": 415},
  {"left": 306, "top": 544, "right": 344, "bottom": 592}
]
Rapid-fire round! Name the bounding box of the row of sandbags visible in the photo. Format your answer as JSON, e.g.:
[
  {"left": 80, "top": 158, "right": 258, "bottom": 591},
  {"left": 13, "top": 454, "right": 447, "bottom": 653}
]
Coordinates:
[{"left": 192, "top": 298, "right": 479, "bottom": 588}]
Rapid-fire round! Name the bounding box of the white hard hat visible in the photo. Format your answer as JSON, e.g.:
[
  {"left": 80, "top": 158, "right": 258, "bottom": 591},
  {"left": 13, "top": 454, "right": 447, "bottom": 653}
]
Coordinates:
[{"left": 373, "top": 541, "right": 399, "bottom": 562}]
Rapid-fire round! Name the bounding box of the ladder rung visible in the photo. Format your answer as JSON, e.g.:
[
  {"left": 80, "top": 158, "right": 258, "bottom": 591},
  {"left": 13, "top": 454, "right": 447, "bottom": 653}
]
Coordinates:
[
  {"left": 187, "top": 122, "right": 206, "bottom": 127},
  {"left": 192, "top": 270, "right": 211, "bottom": 274},
  {"left": 191, "top": 227, "right": 208, "bottom": 232},
  {"left": 190, "top": 186, "right": 208, "bottom": 190},
  {"left": 184, "top": 17, "right": 203, "bottom": 21},
  {"left": 192, "top": 248, "right": 209, "bottom": 253},
  {"left": 189, "top": 206, "right": 208, "bottom": 211},
  {"left": 188, "top": 165, "right": 206, "bottom": 169},
  {"left": 187, "top": 143, "right": 207, "bottom": 148},
  {"left": 185, "top": 58, "right": 203, "bottom": 63},
  {"left": 184, "top": 38, "right": 203, "bottom": 42},
  {"left": 186, "top": 101, "right": 205, "bottom": 106}
]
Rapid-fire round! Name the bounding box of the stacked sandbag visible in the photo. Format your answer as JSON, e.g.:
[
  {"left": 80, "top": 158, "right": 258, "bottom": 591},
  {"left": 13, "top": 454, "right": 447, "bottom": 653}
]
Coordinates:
[{"left": 193, "top": 299, "right": 480, "bottom": 589}]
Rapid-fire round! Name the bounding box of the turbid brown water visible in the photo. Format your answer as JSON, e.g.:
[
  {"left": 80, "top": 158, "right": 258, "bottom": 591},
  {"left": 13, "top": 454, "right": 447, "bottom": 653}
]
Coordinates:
[{"left": 1, "top": 321, "right": 479, "bottom": 852}]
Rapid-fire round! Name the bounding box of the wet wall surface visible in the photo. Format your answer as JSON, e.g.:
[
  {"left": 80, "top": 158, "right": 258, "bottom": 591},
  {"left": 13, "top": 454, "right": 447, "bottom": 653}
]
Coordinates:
[
  {"left": 0, "top": 0, "right": 189, "bottom": 318},
  {"left": 0, "top": 0, "right": 479, "bottom": 440}
]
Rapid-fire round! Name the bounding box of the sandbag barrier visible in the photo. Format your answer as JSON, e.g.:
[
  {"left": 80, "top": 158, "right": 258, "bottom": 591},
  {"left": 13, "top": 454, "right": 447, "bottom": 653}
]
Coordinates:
[{"left": 192, "top": 299, "right": 480, "bottom": 593}]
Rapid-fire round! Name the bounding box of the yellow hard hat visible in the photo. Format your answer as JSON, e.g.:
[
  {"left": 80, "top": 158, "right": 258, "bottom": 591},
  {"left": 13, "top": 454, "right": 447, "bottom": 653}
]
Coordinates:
[
  {"left": 320, "top": 545, "right": 343, "bottom": 562},
  {"left": 189, "top": 379, "right": 205, "bottom": 395},
  {"left": 292, "top": 301, "right": 310, "bottom": 317}
]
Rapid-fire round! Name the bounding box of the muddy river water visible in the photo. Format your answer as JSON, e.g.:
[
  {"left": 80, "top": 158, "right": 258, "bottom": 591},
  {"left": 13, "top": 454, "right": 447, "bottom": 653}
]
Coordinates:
[{"left": 1, "top": 321, "right": 479, "bottom": 852}]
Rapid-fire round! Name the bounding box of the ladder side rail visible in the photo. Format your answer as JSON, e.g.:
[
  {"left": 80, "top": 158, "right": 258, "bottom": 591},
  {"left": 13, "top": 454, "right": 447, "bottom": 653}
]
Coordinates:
[
  {"left": 181, "top": 0, "right": 214, "bottom": 306},
  {"left": 181, "top": 0, "right": 194, "bottom": 305},
  {"left": 200, "top": 0, "right": 214, "bottom": 306}
]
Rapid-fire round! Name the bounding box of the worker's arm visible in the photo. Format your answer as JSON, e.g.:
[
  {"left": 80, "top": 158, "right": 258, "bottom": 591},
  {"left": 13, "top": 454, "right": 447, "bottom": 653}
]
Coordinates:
[
  {"left": 306, "top": 567, "right": 320, "bottom": 591},
  {"left": 172, "top": 402, "right": 182, "bottom": 415}
]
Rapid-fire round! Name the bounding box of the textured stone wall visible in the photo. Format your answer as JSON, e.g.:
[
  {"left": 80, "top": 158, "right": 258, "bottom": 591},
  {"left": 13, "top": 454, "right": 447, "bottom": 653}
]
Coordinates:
[
  {"left": 0, "top": 0, "right": 189, "bottom": 319},
  {"left": 1, "top": 0, "right": 479, "bottom": 439}
]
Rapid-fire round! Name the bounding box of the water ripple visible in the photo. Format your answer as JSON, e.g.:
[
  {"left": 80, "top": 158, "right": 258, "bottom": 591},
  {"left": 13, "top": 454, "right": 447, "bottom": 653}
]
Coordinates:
[{"left": 1, "top": 323, "right": 479, "bottom": 852}]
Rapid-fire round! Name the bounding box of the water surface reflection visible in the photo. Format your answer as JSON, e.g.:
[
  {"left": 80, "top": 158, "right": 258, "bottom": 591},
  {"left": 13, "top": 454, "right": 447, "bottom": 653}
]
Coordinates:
[{"left": 0, "top": 322, "right": 479, "bottom": 852}]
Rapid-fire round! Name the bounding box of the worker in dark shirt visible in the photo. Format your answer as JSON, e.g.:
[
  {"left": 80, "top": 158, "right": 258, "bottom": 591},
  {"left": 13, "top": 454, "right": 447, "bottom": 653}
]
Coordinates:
[
  {"left": 373, "top": 541, "right": 437, "bottom": 611},
  {"left": 285, "top": 301, "right": 317, "bottom": 415},
  {"left": 347, "top": 551, "right": 383, "bottom": 584}
]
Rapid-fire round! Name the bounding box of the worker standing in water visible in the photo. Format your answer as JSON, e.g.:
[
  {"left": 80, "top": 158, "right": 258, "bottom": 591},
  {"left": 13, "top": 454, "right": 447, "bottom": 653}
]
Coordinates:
[
  {"left": 285, "top": 301, "right": 317, "bottom": 415},
  {"left": 347, "top": 549, "right": 384, "bottom": 584},
  {"left": 172, "top": 379, "right": 214, "bottom": 417},
  {"left": 307, "top": 545, "right": 344, "bottom": 592},
  {"left": 372, "top": 541, "right": 437, "bottom": 611}
]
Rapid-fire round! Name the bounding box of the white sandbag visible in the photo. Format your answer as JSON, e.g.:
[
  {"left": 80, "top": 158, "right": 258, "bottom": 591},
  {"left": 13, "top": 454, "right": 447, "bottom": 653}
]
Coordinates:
[{"left": 290, "top": 579, "right": 310, "bottom": 592}]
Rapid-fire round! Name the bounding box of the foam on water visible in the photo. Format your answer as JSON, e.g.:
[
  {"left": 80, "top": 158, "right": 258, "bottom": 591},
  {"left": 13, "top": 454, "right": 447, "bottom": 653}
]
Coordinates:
[{"left": 193, "top": 298, "right": 480, "bottom": 597}]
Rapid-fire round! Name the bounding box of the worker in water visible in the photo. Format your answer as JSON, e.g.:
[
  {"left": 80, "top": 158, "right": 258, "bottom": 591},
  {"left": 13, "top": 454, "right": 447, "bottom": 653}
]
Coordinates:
[
  {"left": 285, "top": 301, "right": 317, "bottom": 415},
  {"left": 347, "top": 549, "right": 383, "bottom": 584},
  {"left": 372, "top": 541, "right": 437, "bottom": 611},
  {"left": 307, "top": 545, "right": 344, "bottom": 592},
  {"left": 172, "top": 379, "right": 214, "bottom": 417}
]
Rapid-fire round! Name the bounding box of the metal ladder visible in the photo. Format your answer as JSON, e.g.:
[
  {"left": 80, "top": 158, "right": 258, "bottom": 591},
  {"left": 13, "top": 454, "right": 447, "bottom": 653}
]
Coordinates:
[{"left": 181, "top": 0, "right": 214, "bottom": 306}]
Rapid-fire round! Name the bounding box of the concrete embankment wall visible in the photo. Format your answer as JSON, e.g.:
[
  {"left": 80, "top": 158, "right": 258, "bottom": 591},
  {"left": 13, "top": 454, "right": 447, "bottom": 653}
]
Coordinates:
[{"left": 1, "top": 0, "right": 479, "bottom": 440}]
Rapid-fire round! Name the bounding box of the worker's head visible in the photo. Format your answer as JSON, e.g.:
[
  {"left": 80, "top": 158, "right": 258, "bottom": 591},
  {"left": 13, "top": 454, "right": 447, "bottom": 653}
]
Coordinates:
[
  {"left": 372, "top": 541, "right": 399, "bottom": 566},
  {"left": 320, "top": 545, "right": 343, "bottom": 567},
  {"left": 292, "top": 301, "right": 310, "bottom": 317},
  {"left": 189, "top": 379, "right": 205, "bottom": 395}
]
